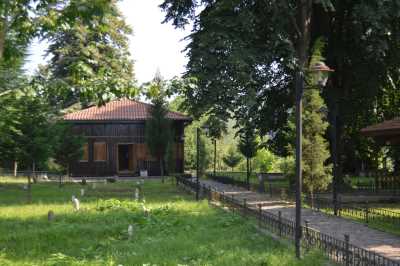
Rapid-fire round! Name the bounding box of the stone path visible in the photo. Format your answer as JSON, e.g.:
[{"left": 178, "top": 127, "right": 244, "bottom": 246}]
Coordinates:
[{"left": 199, "top": 179, "right": 400, "bottom": 262}]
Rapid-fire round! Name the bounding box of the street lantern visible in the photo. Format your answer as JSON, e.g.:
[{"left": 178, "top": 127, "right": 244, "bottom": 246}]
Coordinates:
[
  {"left": 294, "top": 60, "right": 334, "bottom": 259},
  {"left": 309, "top": 61, "right": 334, "bottom": 87}
]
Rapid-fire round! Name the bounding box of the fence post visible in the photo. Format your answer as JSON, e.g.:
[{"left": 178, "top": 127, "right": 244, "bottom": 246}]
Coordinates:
[
  {"left": 365, "top": 201, "right": 369, "bottom": 224},
  {"left": 221, "top": 191, "right": 225, "bottom": 207},
  {"left": 278, "top": 211, "right": 282, "bottom": 237},
  {"left": 243, "top": 198, "right": 247, "bottom": 216},
  {"left": 305, "top": 220, "right": 310, "bottom": 250},
  {"left": 231, "top": 194, "right": 235, "bottom": 215},
  {"left": 258, "top": 204, "right": 262, "bottom": 227},
  {"left": 344, "top": 234, "right": 350, "bottom": 266}
]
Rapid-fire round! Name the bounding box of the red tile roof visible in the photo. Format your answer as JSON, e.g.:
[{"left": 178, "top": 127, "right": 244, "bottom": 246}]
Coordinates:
[
  {"left": 64, "top": 99, "right": 191, "bottom": 122},
  {"left": 361, "top": 118, "right": 400, "bottom": 137}
]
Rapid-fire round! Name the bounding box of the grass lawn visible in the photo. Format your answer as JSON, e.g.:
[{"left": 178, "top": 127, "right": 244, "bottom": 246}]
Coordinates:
[{"left": 0, "top": 177, "right": 325, "bottom": 266}]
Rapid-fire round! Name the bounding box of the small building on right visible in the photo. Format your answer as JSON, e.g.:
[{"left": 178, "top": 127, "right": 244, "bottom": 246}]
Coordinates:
[
  {"left": 361, "top": 118, "right": 400, "bottom": 145},
  {"left": 361, "top": 118, "right": 400, "bottom": 191}
]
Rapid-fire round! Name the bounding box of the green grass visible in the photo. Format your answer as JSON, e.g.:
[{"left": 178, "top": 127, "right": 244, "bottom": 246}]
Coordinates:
[{"left": 0, "top": 177, "right": 325, "bottom": 266}]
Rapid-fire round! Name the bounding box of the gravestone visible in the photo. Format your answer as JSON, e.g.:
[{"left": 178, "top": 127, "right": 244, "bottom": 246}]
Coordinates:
[
  {"left": 134, "top": 188, "right": 140, "bottom": 201},
  {"left": 128, "top": 224, "right": 134, "bottom": 239},
  {"left": 48, "top": 210, "right": 55, "bottom": 221},
  {"left": 72, "top": 195, "right": 80, "bottom": 211}
]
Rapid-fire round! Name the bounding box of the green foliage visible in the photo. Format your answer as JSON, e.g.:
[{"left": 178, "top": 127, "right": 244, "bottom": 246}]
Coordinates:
[
  {"left": 253, "top": 147, "right": 277, "bottom": 173},
  {"left": 145, "top": 97, "right": 172, "bottom": 177},
  {"left": 184, "top": 123, "right": 211, "bottom": 174},
  {"left": 222, "top": 147, "right": 242, "bottom": 171},
  {"left": 203, "top": 115, "right": 228, "bottom": 141},
  {"left": 238, "top": 128, "right": 259, "bottom": 160},
  {"left": 160, "top": 0, "right": 400, "bottom": 180},
  {"left": 144, "top": 76, "right": 173, "bottom": 178},
  {"left": 41, "top": 0, "right": 137, "bottom": 106},
  {"left": 165, "top": 134, "right": 177, "bottom": 174},
  {"left": 0, "top": 0, "right": 37, "bottom": 65},
  {"left": 301, "top": 89, "right": 332, "bottom": 194},
  {"left": 0, "top": 90, "right": 54, "bottom": 170},
  {"left": 52, "top": 121, "right": 85, "bottom": 175}
]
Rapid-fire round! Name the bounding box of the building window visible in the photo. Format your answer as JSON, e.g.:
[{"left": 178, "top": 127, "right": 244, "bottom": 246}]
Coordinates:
[
  {"left": 80, "top": 143, "right": 89, "bottom": 162},
  {"left": 94, "top": 142, "right": 107, "bottom": 161}
]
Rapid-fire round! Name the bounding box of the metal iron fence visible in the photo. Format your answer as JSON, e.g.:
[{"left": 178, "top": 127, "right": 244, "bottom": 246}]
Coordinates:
[
  {"left": 304, "top": 196, "right": 400, "bottom": 226},
  {"left": 206, "top": 172, "right": 288, "bottom": 195},
  {"left": 176, "top": 176, "right": 400, "bottom": 266}
]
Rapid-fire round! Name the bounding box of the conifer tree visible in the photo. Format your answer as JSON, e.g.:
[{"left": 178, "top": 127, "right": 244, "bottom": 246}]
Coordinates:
[
  {"left": 286, "top": 40, "right": 332, "bottom": 205},
  {"left": 302, "top": 89, "right": 332, "bottom": 205},
  {"left": 222, "top": 147, "right": 242, "bottom": 172},
  {"left": 144, "top": 73, "right": 172, "bottom": 182},
  {"left": 238, "top": 128, "right": 259, "bottom": 190}
]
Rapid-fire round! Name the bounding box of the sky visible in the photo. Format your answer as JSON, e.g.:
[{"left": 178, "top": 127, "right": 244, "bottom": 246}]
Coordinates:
[{"left": 24, "top": 0, "right": 192, "bottom": 84}]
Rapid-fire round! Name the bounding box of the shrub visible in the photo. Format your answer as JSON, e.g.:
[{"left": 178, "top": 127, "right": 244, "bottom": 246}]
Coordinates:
[{"left": 106, "top": 177, "right": 117, "bottom": 183}]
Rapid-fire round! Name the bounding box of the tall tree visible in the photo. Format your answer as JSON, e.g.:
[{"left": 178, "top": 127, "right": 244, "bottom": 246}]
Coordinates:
[
  {"left": 144, "top": 74, "right": 172, "bottom": 182},
  {"left": 203, "top": 115, "right": 227, "bottom": 176},
  {"left": 222, "top": 147, "right": 242, "bottom": 172},
  {"left": 42, "top": 0, "right": 136, "bottom": 107},
  {"left": 238, "top": 126, "right": 259, "bottom": 190},
  {"left": 52, "top": 121, "right": 85, "bottom": 178},
  {"left": 160, "top": 0, "right": 400, "bottom": 182},
  {"left": 0, "top": 91, "right": 22, "bottom": 172},
  {"left": 0, "top": 0, "right": 36, "bottom": 64},
  {"left": 301, "top": 89, "right": 332, "bottom": 205}
]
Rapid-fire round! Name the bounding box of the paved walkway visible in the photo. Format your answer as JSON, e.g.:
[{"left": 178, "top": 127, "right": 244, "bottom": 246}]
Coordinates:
[{"left": 199, "top": 179, "right": 400, "bottom": 262}]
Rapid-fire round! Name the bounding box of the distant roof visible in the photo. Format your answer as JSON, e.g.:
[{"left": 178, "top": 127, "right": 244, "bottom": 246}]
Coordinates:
[
  {"left": 361, "top": 118, "right": 400, "bottom": 137},
  {"left": 64, "top": 99, "right": 191, "bottom": 122}
]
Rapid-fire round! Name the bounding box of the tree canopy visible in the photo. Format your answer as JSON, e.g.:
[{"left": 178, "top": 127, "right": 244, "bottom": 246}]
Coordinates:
[{"left": 160, "top": 0, "right": 400, "bottom": 178}]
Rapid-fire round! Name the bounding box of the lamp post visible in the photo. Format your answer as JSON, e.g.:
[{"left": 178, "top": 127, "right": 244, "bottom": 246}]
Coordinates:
[
  {"left": 196, "top": 125, "right": 209, "bottom": 201},
  {"left": 294, "top": 61, "right": 333, "bottom": 258}
]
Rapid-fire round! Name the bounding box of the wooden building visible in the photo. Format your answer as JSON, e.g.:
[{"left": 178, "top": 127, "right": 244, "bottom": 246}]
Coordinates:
[
  {"left": 64, "top": 99, "right": 191, "bottom": 177},
  {"left": 361, "top": 118, "right": 400, "bottom": 145}
]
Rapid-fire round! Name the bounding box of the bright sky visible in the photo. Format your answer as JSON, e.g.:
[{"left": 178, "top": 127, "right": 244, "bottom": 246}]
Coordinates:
[{"left": 24, "top": 0, "right": 191, "bottom": 84}]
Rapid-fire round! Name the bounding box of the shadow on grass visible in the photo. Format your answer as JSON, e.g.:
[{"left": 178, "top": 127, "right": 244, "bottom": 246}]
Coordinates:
[
  {"left": 0, "top": 200, "right": 326, "bottom": 266},
  {"left": 0, "top": 178, "right": 326, "bottom": 265}
]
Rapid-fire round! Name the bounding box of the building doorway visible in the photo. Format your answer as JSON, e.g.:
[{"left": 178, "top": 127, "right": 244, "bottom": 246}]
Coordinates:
[{"left": 117, "top": 144, "right": 136, "bottom": 173}]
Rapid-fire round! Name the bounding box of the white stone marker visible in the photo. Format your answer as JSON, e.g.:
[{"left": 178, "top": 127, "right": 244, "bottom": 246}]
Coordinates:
[
  {"left": 72, "top": 195, "right": 80, "bottom": 211},
  {"left": 128, "top": 224, "right": 133, "bottom": 239},
  {"left": 81, "top": 188, "right": 85, "bottom": 197},
  {"left": 135, "top": 188, "right": 139, "bottom": 201}
]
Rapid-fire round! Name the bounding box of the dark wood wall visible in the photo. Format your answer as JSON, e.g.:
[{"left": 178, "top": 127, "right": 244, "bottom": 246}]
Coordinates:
[{"left": 70, "top": 121, "right": 185, "bottom": 177}]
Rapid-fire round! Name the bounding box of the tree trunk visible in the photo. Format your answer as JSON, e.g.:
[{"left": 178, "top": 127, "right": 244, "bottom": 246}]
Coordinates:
[
  {"left": 246, "top": 157, "right": 250, "bottom": 190},
  {"left": 0, "top": 12, "right": 7, "bottom": 61},
  {"left": 32, "top": 161, "right": 37, "bottom": 184},
  {"left": 160, "top": 157, "right": 164, "bottom": 183},
  {"left": 310, "top": 191, "right": 314, "bottom": 209},
  {"left": 27, "top": 174, "right": 32, "bottom": 203},
  {"left": 13, "top": 160, "right": 18, "bottom": 177},
  {"left": 213, "top": 139, "right": 217, "bottom": 176}
]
